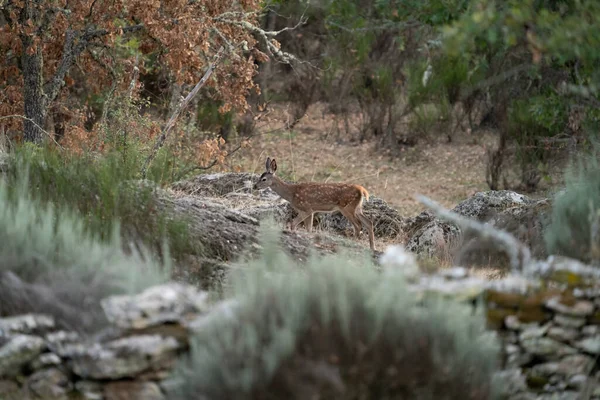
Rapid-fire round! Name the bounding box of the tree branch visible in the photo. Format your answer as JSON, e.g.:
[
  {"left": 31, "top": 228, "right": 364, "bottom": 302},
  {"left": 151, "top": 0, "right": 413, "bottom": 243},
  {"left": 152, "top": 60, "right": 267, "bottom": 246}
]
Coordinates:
[
  {"left": 42, "top": 24, "right": 144, "bottom": 109},
  {"left": 415, "top": 194, "right": 532, "bottom": 272},
  {"left": 140, "top": 46, "right": 227, "bottom": 179}
]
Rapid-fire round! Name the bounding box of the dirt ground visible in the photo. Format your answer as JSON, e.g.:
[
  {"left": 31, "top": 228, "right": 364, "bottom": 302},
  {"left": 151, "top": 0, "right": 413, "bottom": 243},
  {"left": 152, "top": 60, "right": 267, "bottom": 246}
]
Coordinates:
[{"left": 225, "top": 102, "right": 555, "bottom": 218}]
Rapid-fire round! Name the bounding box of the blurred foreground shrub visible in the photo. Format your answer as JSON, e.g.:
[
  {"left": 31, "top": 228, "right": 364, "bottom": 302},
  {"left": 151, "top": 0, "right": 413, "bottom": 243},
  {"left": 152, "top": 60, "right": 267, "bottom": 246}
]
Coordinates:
[
  {"left": 171, "top": 227, "right": 501, "bottom": 400},
  {"left": 545, "top": 145, "right": 600, "bottom": 263},
  {"left": 0, "top": 172, "right": 169, "bottom": 332}
]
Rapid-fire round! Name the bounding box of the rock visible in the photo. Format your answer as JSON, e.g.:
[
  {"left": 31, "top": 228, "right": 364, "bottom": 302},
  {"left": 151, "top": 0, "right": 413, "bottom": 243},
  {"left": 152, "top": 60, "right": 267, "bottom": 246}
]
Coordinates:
[
  {"left": 554, "top": 314, "right": 586, "bottom": 329},
  {"left": 535, "top": 392, "right": 580, "bottom": 400},
  {"left": 0, "top": 314, "right": 55, "bottom": 336},
  {"left": 493, "top": 369, "right": 528, "bottom": 396},
  {"left": 520, "top": 337, "right": 578, "bottom": 359},
  {"left": 531, "top": 354, "right": 594, "bottom": 379},
  {"left": 0, "top": 334, "right": 46, "bottom": 377},
  {"left": 30, "top": 352, "right": 62, "bottom": 370},
  {"left": 583, "top": 325, "right": 600, "bottom": 336},
  {"left": 518, "top": 324, "right": 549, "bottom": 341},
  {"left": 379, "top": 245, "right": 420, "bottom": 281},
  {"left": 405, "top": 218, "right": 460, "bottom": 259},
  {"left": 173, "top": 173, "right": 407, "bottom": 240},
  {"left": 545, "top": 297, "right": 595, "bottom": 317},
  {"left": 75, "top": 381, "right": 103, "bottom": 400},
  {"left": 70, "top": 335, "right": 180, "bottom": 379},
  {"left": 567, "top": 374, "right": 588, "bottom": 391},
  {"left": 408, "top": 190, "right": 550, "bottom": 265},
  {"left": 172, "top": 172, "right": 256, "bottom": 197},
  {"left": 505, "top": 315, "right": 522, "bottom": 330},
  {"left": 26, "top": 367, "right": 71, "bottom": 400},
  {"left": 439, "top": 267, "right": 468, "bottom": 280},
  {"left": 575, "top": 335, "right": 600, "bottom": 354},
  {"left": 45, "top": 331, "right": 81, "bottom": 358},
  {"left": 101, "top": 282, "right": 210, "bottom": 330},
  {"left": 0, "top": 379, "right": 21, "bottom": 400},
  {"left": 547, "top": 326, "right": 579, "bottom": 342},
  {"left": 526, "top": 256, "right": 600, "bottom": 285},
  {"left": 505, "top": 344, "right": 533, "bottom": 368},
  {"left": 104, "top": 381, "right": 164, "bottom": 400}
]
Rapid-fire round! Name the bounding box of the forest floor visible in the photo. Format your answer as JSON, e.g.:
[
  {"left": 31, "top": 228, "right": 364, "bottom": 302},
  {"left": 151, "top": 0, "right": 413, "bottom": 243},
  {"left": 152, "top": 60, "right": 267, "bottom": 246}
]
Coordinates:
[{"left": 227, "top": 102, "right": 559, "bottom": 217}]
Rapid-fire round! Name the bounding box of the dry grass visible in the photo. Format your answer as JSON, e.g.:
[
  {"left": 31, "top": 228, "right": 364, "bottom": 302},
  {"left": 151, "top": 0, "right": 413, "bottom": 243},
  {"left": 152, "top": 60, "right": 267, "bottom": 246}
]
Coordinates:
[{"left": 228, "top": 102, "right": 498, "bottom": 217}]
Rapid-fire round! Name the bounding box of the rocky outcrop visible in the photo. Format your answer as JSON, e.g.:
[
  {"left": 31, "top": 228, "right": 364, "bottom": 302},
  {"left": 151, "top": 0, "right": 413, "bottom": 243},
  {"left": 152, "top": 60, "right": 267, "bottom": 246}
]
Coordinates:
[
  {"left": 172, "top": 172, "right": 407, "bottom": 239},
  {"left": 406, "top": 191, "right": 550, "bottom": 267}
]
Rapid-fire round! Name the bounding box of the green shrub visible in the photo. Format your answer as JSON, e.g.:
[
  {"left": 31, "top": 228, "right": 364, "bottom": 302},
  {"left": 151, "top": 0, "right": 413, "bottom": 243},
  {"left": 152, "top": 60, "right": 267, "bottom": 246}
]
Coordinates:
[
  {"left": 170, "top": 227, "right": 501, "bottom": 400},
  {"left": 4, "top": 144, "right": 193, "bottom": 259},
  {"left": 544, "top": 145, "right": 600, "bottom": 263},
  {"left": 0, "top": 174, "right": 169, "bottom": 332}
]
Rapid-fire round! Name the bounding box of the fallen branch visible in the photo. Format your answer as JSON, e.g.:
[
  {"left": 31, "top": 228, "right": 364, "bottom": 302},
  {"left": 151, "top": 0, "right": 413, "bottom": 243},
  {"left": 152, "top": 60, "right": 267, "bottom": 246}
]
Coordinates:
[
  {"left": 140, "top": 46, "right": 226, "bottom": 179},
  {"left": 415, "top": 194, "right": 532, "bottom": 272}
]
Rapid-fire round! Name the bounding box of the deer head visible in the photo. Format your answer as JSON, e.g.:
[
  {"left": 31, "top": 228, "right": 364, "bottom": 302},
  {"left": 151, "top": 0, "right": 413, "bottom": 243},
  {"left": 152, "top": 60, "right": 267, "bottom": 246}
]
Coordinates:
[{"left": 253, "top": 157, "right": 278, "bottom": 190}]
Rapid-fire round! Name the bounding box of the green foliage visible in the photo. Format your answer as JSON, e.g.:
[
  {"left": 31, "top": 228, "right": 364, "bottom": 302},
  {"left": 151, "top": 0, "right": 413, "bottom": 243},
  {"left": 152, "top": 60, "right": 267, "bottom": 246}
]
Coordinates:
[
  {"left": 544, "top": 144, "right": 600, "bottom": 263},
  {"left": 0, "top": 171, "right": 168, "bottom": 331},
  {"left": 4, "top": 144, "right": 194, "bottom": 259},
  {"left": 170, "top": 226, "right": 501, "bottom": 399}
]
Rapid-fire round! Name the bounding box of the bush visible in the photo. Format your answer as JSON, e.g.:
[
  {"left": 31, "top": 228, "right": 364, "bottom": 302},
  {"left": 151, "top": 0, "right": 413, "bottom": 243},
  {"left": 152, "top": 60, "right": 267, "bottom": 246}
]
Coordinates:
[
  {"left": 170, "top": 227, "right": 501, "bottom": 399},
  {"left": 3, "top": 144, "right": 193, "bottom": 259},
  {"left": 0, "top": 173, "right": 169, "bottom": 332},
  {"left": 544, "top": 145, "right": 600, "bottom": 263}
]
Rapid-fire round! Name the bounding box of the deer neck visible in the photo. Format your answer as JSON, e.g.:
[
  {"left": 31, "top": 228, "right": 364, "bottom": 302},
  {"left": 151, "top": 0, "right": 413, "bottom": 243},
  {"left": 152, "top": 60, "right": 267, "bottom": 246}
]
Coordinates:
[{"left": 269, "top": 175, "right": 296, "bottom": 203}]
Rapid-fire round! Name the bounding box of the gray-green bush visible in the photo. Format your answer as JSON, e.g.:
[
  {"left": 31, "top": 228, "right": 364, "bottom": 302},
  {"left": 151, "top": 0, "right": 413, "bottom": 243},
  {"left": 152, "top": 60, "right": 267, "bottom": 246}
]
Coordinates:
[
  {"left": 545, "top": 145, "right": 600, "bottom": 263},
  {"left": 170, "top": 226, "right": 501, "bottom": 399},
  {"left": 0, "top": 174, "right": 169, "bottom": 332}
]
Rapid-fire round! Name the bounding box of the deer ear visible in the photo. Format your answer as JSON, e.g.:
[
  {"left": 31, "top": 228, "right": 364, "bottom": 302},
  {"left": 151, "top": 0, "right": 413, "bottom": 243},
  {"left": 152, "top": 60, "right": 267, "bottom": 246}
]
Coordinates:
[
  {"left": 265, "top": 157, "right": 271, "bottom": 172},
  {"left": 270, "top": 159, "right": 277, "bottom": 173}
]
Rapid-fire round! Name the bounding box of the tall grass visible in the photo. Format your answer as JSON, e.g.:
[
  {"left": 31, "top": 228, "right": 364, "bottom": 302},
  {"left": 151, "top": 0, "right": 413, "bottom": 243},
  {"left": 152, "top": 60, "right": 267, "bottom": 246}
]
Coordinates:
[
  {"left": 3, "top": 143, "right": 193, "bottom": 258},
  {"left": 0, "top": 171, "right": 169, "bottom": 332}
]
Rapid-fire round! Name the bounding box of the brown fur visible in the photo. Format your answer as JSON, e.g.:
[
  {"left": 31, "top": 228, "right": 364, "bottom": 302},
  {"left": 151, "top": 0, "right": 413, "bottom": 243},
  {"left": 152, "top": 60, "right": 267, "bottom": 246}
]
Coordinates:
[{"left": 254, "top": 158, "right": 375, "bottom": 251}]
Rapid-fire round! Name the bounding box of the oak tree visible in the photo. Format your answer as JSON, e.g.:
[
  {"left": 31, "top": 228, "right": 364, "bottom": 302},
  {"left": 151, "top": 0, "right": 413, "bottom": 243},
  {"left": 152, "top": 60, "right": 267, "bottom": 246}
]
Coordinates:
[{"left": 0, "top": 0, "right": 293, "bottom": 143}]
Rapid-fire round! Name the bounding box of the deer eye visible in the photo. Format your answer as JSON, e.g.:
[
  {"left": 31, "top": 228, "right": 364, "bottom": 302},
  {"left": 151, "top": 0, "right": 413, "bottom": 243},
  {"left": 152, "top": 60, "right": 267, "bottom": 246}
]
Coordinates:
[{"left": 262, "top": 178, "right": 267, "bottom": 181}]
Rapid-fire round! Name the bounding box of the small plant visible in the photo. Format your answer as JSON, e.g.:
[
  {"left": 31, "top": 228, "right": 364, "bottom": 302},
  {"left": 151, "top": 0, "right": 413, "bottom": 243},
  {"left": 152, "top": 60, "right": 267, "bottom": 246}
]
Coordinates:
[
  {"left": 170, "top": 225, "right": 501, "bottom": 399},
  {"left": 4, "top": 143, "right": 194, "bottom": 260},
  {"left": 545, "top": 144, "right": 600, "bottom": 263},
  {"left": 0, "top": 174, "right": 169, "bottom": 332}
]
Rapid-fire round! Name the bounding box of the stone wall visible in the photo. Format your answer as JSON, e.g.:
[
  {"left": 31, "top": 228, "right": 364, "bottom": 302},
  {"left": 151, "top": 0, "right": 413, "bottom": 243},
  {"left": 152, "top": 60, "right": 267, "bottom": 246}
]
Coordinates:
[
  {"left": 2, "top": 257, "right": 600, "bottom": 399},
  {"left": 414, "top": 255, "right": 600, "bottom": 400}
]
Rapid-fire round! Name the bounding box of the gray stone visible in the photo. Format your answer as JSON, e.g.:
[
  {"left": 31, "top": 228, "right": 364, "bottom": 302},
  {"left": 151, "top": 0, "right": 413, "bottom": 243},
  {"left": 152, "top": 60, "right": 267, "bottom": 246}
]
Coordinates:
[
  {"left": 567, "top": 374, "right": 588, "bottom": 390},
  {"left": 583, "top": 325, "right": 600, "bottom": 336},
  {"left": 554, "top": 314, "right": 586, "bottom": 329},
  {"left": 545, "top": 297, "right": 595, "bottom": 317},
  {"left": 75, "top": 381, "right": 104, "bottom": 400},
  {"left": 45, "top": 331, "right": 81, "bottom": 358},
  {"left": 70, "top": 335, "right": 180, "bottom": 379},
  {"left": 104, "top": 381, "right": 165, "bottom": 400},
  {"left": 30, "top": 352, "right": 62, "bottom": 370},
  {"left": 575, "top": 335, "right": 600, "bottom": 354},
  {"left": 492, "top": 369, "right": 528, "bottom": 396},
  {"left": 0, "top": 314, "right": 55, "bottom": 336},
  {"left": 535, "top": 392, "right": 581, "bottom": 400},
  {"left": 547, "top": 326, "right": 579, "bottom": 342},
  {"left": 518, "top": 324, "right": 549, "bottom": 341},
  {"left": 530, "top": 354, "right": 594, "bottom": 379},
  {"left": 505, "top": 315, "right": 521, "bottom": 330},
  {"left": 101, "top": 283, "right": 210, "bottom": 331},
  {"left": 26, "top": 367, "right": 71, "bottom": 400},
  {"left": 520, "top": 337, "right": 578, "bottom": 358},
  {"left": 0, "top": 334, "right": 45, "bottom": 377},
  {"left": 440, "top": 267, "right": 468, "bottom": 280}
]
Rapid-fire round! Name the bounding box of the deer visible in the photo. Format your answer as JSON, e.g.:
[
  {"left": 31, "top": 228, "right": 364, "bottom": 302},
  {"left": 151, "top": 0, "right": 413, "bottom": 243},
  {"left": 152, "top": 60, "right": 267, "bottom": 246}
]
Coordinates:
[{"left": 253, "top": 157, "right": 375, "bottom": 251}]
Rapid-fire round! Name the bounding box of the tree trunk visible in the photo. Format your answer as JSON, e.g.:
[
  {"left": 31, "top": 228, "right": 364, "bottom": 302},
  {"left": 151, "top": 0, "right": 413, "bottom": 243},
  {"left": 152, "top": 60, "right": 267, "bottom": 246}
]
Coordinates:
[{"left": 20, "top": 1, "right": 46, "bottom": 143}]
